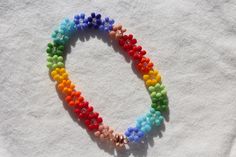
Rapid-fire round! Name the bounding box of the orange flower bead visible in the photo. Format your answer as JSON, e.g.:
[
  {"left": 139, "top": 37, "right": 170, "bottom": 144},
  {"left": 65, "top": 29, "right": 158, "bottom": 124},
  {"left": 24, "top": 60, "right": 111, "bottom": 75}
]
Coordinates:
[
  {"left": 137, "top": 57, "right": 154, "bottom": 74},
  {"left": 57, "top": 79, "right": 75, "bottom": 95},
  {"left": 143, "top": 69, "right": 161, "bottom": 86},
  {"left": 65, "top": 91, "right": 84, "bottom": 107},
  {"left": 51, "top": 68, "right": 68, "bottom": 83}
]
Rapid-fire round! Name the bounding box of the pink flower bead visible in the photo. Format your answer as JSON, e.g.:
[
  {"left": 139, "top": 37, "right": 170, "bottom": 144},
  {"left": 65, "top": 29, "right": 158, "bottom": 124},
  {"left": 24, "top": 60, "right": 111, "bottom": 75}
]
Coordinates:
[
  {"left": 94, "top": 124, "right": 114, "bottom": 140},
  {"left": 109, "top": 24, "right": 126, "bottom": 40}
]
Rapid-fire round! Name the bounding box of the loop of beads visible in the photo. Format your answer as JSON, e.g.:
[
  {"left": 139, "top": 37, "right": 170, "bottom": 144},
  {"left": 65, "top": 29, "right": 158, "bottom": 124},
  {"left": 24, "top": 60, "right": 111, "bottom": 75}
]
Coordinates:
[{"left": 46, "top": 12, "right": 168, "bottom": 147}]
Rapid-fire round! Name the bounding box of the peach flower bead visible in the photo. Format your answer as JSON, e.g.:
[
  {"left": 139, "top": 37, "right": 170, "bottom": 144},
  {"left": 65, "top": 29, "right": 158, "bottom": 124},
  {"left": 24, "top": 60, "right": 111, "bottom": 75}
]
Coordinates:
[
  {"left": 94, "top": 124, "right": 114, "bottom": 140},
  {"left": 109, "top": 24, "right": 126, "bottom": 40}
]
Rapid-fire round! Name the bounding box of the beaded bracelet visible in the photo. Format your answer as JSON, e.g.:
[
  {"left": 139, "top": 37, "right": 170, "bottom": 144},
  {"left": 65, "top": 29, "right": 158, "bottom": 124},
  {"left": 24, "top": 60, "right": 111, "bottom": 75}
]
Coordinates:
[{"left": 46, "top": 12, "right": 168, "bottom": 147}]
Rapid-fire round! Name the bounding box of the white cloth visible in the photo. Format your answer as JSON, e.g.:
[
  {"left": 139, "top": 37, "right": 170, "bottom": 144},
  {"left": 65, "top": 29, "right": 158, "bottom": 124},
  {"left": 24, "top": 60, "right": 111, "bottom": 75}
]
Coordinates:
[{"left": 0, "top": 0, "right": 236, "bottom": 157}]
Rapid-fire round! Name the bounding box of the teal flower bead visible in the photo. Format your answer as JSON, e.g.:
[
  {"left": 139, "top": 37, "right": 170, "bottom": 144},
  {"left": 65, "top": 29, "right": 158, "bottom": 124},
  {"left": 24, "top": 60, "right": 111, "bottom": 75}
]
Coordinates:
[
  {"left": 47, "top": 55, "right": 64, "bottom": 70},
  {"left": 136, "top": 116, "right": 152, "bottom": 133},
  {"left": 60, "top": 18, "right": 76, "bottom": 37},
  {"left": 146, "top": 108, "right": 164, "bottom": 126},
  {"left": 51, "top": 29, "right": 69, "bottom": 45},
  {"left": 148, "top": 83, "right": 168, "bottom": 112},
  {"left": 46, "top": 42, "right": 64, "bottom": 56}
]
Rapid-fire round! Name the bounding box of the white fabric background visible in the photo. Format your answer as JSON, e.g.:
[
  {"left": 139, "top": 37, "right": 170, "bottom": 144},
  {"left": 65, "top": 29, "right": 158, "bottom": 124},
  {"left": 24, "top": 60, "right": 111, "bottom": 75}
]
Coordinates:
[{"left": 0, "top": 0, "right": 236, "bottom": 157}]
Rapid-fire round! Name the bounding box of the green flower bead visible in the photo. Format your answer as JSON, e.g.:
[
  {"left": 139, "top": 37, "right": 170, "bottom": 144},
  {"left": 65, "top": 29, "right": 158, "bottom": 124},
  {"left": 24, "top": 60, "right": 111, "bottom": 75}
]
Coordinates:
[
  {"left": 151, "top": 97, "right": 168, "bottom": 112},
  {"left": 46, "top": 42, "right": 64, "bottom": 56},
  {"left": 148, "top": 83, "right": 168, "bottom": 111},
  {"left": 47, "top": 55, "right": 64, "bottom": 70}
]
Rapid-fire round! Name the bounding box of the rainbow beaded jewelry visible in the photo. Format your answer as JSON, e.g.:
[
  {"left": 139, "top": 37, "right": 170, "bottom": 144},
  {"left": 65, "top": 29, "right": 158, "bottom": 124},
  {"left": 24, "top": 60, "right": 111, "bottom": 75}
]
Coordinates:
[{"left": 46, "top": 12, "right": 168, "bottom": 147}]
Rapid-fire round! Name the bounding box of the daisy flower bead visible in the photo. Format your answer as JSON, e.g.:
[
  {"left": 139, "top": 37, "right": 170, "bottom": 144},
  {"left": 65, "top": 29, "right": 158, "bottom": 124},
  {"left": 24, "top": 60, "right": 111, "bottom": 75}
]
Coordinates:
[
  {"left": 46, "top": 42, "right": 64, "bottom": 56},
  {"left": 65, "top": 91, "right": 84, "bottom": 107},
  {"left": 87, "top": 13, "right": 102, "bottom": 29},
  {"left": 146, "top": 108, "right": 164, "bottom": 126},
  {"left": 94, "top": 124, "right": 114, "bottom": 139},
  {"left": 51, "top": 29, "right": 69, "bottom": 45},
  {"left": 85, "top": 112, "right": 103, "bottom": 130},
  {"left": 137, "top": 57, "right": 154, "bottom": 74},
  {"left": 74, "top": 101, "right": 93, "bottom": 119},
  {"left": 50, "top": 68, "right": 68, "bottom": 83},
  {"left": 99, "top": 17, "right": 115, "bottom": 32},
  {"left": 59, "top": 18, "right": 76, "bottom": 37},
  {"left": 151, "top": 96, "right": 168, "bottom": 112},
  {"left": 74, "top": 13, "right": 88, "bottom": 30},
  {"left": 149, "top": 83, "right": 168, "bottom": 111},
  {"left": 125, "top": 127, "right": 144, "bottom": 143},
  {"left": 148, "top": 83, "right": 167, "bottom": 102},
  {"left": 109, "top": 24, "right": 126, "bottom": 40},
  {"left": 136, "top": 116, "right": 152, "bottom": 133},
  {"left": 143, "top": 69, "right": 161, "bottom": 86},
  {"left": 57, "top": 79, "right": 75, "bottom": 95},
  {"left": 113, "top": 133, "right": 128, "bottom": 147},
  {"left": 119, "top": 34, "right": 137, "bottom": 51},
  {"left": 128, "top": 45, "right": 146, "bottom": 61},
  {"left": 47, "top": 55, "right": 64, "bottom": 70}
]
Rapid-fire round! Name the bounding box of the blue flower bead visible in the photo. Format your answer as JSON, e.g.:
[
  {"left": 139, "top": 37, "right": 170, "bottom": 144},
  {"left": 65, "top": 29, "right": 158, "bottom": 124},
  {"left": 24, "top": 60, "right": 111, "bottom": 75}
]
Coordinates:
[
  {"left": 136, "top": 116, "right": 152, "bottom": 133},
  {"left": 99, "top": 17, "right": 114, "bottom": 32},
  {"left": 87, "top": 13, "right": 102, "bottom": 29},
  {"left": 125, "top": 127, "right": 144, "bottom": 143},
  {"left": 146, "top": 108, "right": 164, "bottom": 126},
  {"left": 74, "top": 13, "right": 88, "bottom": 30},
  {"left": 51, "top": 29, "right": 69, "bottom": 45},
  {"left": 59, "top": 18, "right": 76, "bottom": 37}
]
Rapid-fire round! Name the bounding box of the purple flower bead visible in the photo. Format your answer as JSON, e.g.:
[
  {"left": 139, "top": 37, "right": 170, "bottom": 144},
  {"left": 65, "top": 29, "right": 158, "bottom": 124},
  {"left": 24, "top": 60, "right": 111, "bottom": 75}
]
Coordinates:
[
  {"left": 87, "top": 13, "right": 102, "bottom": 29},
  {"left": 99, "top": 17, "right": 115, "bottom": 32},
  {"left": 125, "top": 127, "right": 144, "bottom": 143},
  {"left": 74, "top": 13, "right": 88, "bottom": 30}
]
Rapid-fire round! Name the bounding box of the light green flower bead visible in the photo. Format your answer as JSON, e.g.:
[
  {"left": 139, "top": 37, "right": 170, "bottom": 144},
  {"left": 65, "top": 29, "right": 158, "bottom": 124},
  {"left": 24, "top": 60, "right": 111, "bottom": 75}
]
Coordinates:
[{"left": 46, "top": 55, "right": 64, "bottom": 70}]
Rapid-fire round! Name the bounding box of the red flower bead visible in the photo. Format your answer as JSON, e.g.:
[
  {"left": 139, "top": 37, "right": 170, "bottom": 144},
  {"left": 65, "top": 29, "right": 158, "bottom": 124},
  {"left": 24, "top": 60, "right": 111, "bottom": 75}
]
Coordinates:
[
  {"left": 137, "top": 57, "right": 154, "bottom": 74},
  {"left": 65, "top": 91, "right": 84, "bottom": 107},
  {"left": 128, "top": 45, "right": 146, "bottom": 61},
  {"left": 85, "top": 112, "right": 103, "bottom": 131},
  {"left": 74, "top": 101, "right": 93, "bottom": 119},
  {"left": 119, "top": 34, "right": 137, "bottom": 51}
]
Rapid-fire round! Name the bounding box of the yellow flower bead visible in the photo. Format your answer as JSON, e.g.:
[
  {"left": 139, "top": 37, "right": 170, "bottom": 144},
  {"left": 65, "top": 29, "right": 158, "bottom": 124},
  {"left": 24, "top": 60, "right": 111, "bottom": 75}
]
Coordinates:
[
  {"left": 50, "top": 68, "right": 68, "bottom": 83},
  {"left": 143, "top": 69, "right": 161, "bottom": 86}
]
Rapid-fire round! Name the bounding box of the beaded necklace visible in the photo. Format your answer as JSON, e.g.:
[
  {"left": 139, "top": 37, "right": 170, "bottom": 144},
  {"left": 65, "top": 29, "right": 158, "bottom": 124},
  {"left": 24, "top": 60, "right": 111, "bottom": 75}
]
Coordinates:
[{"left": 46, "top": 12, "right": 168, "bottom": 147}]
